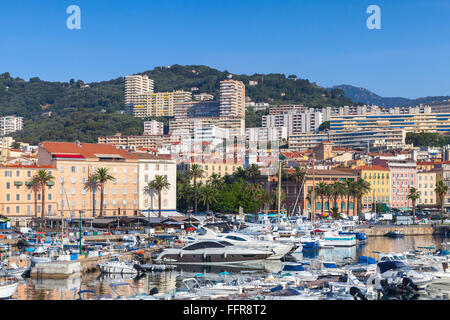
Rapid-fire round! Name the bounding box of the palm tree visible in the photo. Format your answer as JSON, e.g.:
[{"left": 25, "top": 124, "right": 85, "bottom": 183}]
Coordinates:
[
  {"left": 435, "top": 180, "right": 449, "bottom": 223},
  {"left": 407, "top": 187, "right": 421, "bottom": 223},
  {"left": 315, "top": 182, "right": 328, "bottom": 216},
  {"left": 208, "top": 173, "right": 222, "bottom": 188},
  {"left": 93, "top": 168, "right": 115, "bottom": 217},
  {"left": 144, "top": 175, "right": 171, "bottom": 218},
  {"left": 246, "top": 164, "right": 260, "bottom": 183},
  {"left": 353, "top": 178, "right": 371, "bottom": 222},
  {"left": 32, "top": 170, "right": 55, "bottom": 221},
  {"left": 290, "top": 167, "right": 306, "bottom": 197},
  {"left": 344, "top": 179, "right": 356, "bottom": 218},
  {"left": 188, "top": 164, "right": 204, "bottom": 215},
  {"left": 233, "top": 167, "right": 247, "bottom": 181},
  {"left": 330, "top": 181, "right": 346, "bottom": 212},
  {"left": 27, "top": 176, "right": 41, "bottom": 218},
  {"left": 199, "top": 184, "right": 217, "bottom": 216},
  {"left": 83, "top": 174, "right": 100, "bottom": 217},
  {"left": 247, "top": 183, "right": 264, "bottom": 215}
]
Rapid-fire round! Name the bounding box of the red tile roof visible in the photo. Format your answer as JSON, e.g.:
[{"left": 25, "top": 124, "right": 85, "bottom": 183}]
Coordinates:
[{"left": 39, "top": 142, "right": 138, "bottom": 160}]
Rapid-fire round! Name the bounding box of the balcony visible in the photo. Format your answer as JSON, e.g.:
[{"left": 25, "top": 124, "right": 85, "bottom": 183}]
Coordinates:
[{"left": 14, "top": 181, "right": 23, "bottom": 187}]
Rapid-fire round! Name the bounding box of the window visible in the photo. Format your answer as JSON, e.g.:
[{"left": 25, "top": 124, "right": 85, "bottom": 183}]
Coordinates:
[
  {"left": 82, "top": 200, "right": 86, "bottom": 207},
  {"left": 27, "top": 171, "right": 31, "bottom": 178},
  {"left": 16, "top": 206, "right": 20, "bottom": 214},
  {"left": 113, "top": 189, "right": 117, "bottom": 195},
  {"left": 6, "top": 194, "right": 10, "bottom": 201},
  {"left": 27, "top": 194, "right": 31, "bottom": 201},
  {"left": 123, "top": 200, "right": 127, "bottom": 206},
  {"left": 82, "top": 189, "right": 86, "bottom": 195},
  {"left": 124, "top": 168, "right": 127, "bottom": 173},
  {"left": 82, "top": 166, "right": 86, "bottom": 173},
  {"left": 71, "top": 177, "right": 75, "bottom": 184},
  {"left": 27, "top": 205, "right": 31, "bottom": 215},
  {"left": 60, "top": 166, "right": 65, "bottom": 173},
  {"left": 113, "top": 167, "right": 117, "bottom": 173},
  {"left": 16, "top": 170, "right": 20, "bottom": 177},
  {"left": 113, "top": 200, "right": 117, "bottom": 206},
  {"left": 48, "top": 194, "right": 52, "bottom": 201},
  {"left": 134, "top": 189, "right": 137, "bottom": 195},
  {"left": 156, "top": 164, "right": 160, "bottom": 170},
  {"left": 71, "top": 166, "right": 76, "bottom": 173},
  {"left": 6, "top": 182, "right": 10, "bottom": 189},
  {"left": 71, "top": 188, "right": 75, "bottom": 195},
  {"left": 123, "top": 178, "right": 127, "bottom": 184},
  {"left": 145, "top": 164, "right": 148, "bottom": 170},
  {"left": 123, "top": 189, "right": 127, "bottom": 195}
]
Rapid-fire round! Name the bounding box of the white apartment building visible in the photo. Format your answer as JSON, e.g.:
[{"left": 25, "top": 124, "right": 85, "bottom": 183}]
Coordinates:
[
  {"left": 136, "top": 154, "right": 177, "bottom": 217},
  {"left": 262, "top": 110, "right": 323, "bottom": 135},
  {"left": 220, "top": 79, "right": 246, "bottom": 118},
  {"left": 246, "top": 127, "right": 287, "bottom": 142},
  {"left": 0, "top": 116, "right": 23, "bottom": 136},
  {"left": 125, "top": 75, "right": 154, "bottom": 106},
  {"left": 143, "top": 120, "right": 164, "bottom": 136}
]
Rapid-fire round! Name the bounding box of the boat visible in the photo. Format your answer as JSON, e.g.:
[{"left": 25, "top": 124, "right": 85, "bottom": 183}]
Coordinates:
[
  {"left": 375, "top": 261, "right": 434, "bottom": 289},
  {"left": 0, "top": 261, "right": 29, "bottom": 278},
  {"left": 383, "top": 230, "right": 404, "bottom": 238},
  {"left": 154, "top": 240, "right": 276, "bottom": 265},
  {"left": 0, "top": 277, "right": 19, "bottom": 299},
  {"left": 138, "top": 263, "right": 177, "bottom": 272},
  {"left": 319, "top": 232, "right": 357, "bottom": 247},
  {"left": 98, "top": 257, "right": 139, "bottom": 275},
  {"left": 339, "top": 231, "right": 367, "bottom": 242}
]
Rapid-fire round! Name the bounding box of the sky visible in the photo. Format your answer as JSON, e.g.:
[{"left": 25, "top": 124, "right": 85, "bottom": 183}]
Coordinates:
[{"left": 0, "top": 0, "right": 449, "bottom": 99}]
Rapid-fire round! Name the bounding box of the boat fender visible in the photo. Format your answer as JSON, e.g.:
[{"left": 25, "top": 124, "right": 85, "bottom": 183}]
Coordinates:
[
  {"left": 349, "top": 287, "right": 367, "bottom": 300},
  {"left": 223, "top": 251, "right": 227, "bottom": 258},
  {"left": 203, "top": 252, "right": 207, "bottom": 259},
  {"left": 179, "top": 251, "right": 183, "bottom": 258}
]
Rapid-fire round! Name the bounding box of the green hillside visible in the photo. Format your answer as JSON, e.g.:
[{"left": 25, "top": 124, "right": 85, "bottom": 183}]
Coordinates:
[{"left": 0, "top": 65, "right": 355, "bottom": 143}]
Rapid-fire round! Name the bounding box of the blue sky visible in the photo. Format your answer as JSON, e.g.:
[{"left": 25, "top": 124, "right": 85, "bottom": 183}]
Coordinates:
[{"left": 0, "top": 0, "right": 449, "bottom": 99}]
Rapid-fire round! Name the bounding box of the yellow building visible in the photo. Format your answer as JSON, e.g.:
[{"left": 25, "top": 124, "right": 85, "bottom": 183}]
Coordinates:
[
  {"left": 0, "top": 165, "right": 57, "bottom": 226},
  {"left": 177, "top": 161, "right": 243, "bottom": 182},
  {"left": 356, "top": 165, "right": 391, "bottom": 211},
  {"left": 132, "top": 90, "right": 192, "bottom": 117},
  {"left": 417, "top": 171, "right": 436, "bottom": 206}
]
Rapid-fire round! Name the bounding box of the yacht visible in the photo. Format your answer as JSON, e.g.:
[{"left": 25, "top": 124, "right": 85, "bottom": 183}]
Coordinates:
[
  {"left": 154, "top": 240, "right": 276, "bottom": 265},
  {"left": 98, "top": 257, "right": 139, "bottom": 275}
]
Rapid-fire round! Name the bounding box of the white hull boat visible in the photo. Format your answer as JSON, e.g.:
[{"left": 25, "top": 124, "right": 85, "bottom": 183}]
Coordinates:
[{"left": 0, "top": 278, "right": 19, "bottom": 299}]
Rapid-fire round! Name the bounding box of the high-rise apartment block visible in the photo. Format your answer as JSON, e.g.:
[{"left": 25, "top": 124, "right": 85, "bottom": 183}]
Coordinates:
[
  {"left": 143, "top": 120, "right": 164, "bottom": 135},
  {"left": 219, "top": 79, "right": 246, "bottom": 118},
  {"left": 125, "top": 75, "right": 154, "bottom": 106},
  {"left": 0, "top": 116, "right": 24, "bottom": 136}
]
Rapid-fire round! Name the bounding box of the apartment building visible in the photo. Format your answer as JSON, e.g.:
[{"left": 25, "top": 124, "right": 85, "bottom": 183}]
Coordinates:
[
  {"left": 169, "top": 117, "right": 245, "bottom": 137},
  {"left": 288, "top": 128, "right": 406, "bottom": 151},
  {"left": 268, "top": 105, "right": 307, "bottom": 115},
  {"left": 246, "top": 127, "right": 288, "bottom": 142},
  {"left": 38, "top": 142, "right": 141, "bottom": 218},
  {"left": 173, "top": 100, "right": 220, "bottom": 119},
  {"left": 417, "top": 171, "right": 436, "bottom": 206},
  {"left": 373, "top": 159, "right": 417, "bottom": 209},
  {"left": 0, "top": 116, "right": 24, "bottom": 136},
  {"left": 143, "top": 120, "right": 164, "bottom": 136},
  {"left": 219, "top": 80, "right": 246, "bottom": 118},
  {"left": 330, "top": 112, "right": 450, "bottom": 133},
  {"left": 355, "top": 165, "right": 391, "bottom": 211},
  {"left": 426, "top": 100, "right": 450, "bottom": 113},
  {"left": 0, "top": 165, "right": 57, "bottom": 225},
  {"left": 134, "top": 153, "right": 177, "bottom": 217},
  {"left": 263, "top": 111, "right": 323, "bottom": 135},
  {"left": 177, "top": 160, "right": 243, "bottom": 182},
  {"left": 131, "top": 90, "right": 192, "bottom": 117},
  {"left": 125, "top": 75, "right": 154, "bottom": 106},
  {"left": 98, "top": 133, "right": 173, "bottom": 150}
]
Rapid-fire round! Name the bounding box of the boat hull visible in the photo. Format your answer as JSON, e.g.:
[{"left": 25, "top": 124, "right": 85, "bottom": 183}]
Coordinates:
[{"left": 0, "top": 281, "right": 18, "bottom": 299}]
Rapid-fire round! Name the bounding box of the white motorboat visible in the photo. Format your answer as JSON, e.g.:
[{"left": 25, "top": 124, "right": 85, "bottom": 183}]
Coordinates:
[
  {"left": 98, "top": 258, "right": 139, "bottom": 275},
  {"left": 0, "top": 277, "right": 19, "bottom": 299},
  {"left": 375, "top": 261, "right": 434, "bottom": 289},
  {"left": 319, "top": 232, "right": 357, "bottom": 247},
  {"left": 154, "top": 240, "right": 275, "bottom": 265}
]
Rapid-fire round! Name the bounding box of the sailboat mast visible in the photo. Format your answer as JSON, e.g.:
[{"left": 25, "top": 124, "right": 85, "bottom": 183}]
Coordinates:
[
  {"left": 278, "top": 160, "right": 282, "bottom": 225},
  {"left": 312, "top": 154, "right": 316, "bottom": 222}
]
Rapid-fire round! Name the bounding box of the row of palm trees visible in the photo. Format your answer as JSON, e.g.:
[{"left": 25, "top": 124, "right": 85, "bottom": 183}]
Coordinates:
[
  {"left": 27, "top": 167, "right": 172, "bottom": 220},
  {"left": 307, "top": 179, "right": 371, "bottom": 220}
]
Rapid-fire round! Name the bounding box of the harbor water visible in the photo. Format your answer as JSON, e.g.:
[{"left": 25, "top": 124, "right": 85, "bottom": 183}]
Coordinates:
[{"left": 4, "top": 234, "right": 448, "bottom": 300}]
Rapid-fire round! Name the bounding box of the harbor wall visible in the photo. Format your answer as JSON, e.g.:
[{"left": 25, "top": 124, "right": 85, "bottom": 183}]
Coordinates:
[{"left": 359, "top": 225, "right": 446, "bottom": 237}]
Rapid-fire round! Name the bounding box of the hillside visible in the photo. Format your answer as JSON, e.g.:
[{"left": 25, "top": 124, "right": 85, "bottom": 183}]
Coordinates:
[
  {"left": 1, "top": 65, "right": 355, "bottom": 143},
  {"left": 334, "top": 84, "right": 450, "bottom": 108}
]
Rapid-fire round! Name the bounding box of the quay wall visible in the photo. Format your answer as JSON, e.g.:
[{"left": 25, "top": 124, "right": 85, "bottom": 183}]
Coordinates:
[{"left": 359, "top": 225, "right": 449, "bottom": 237}]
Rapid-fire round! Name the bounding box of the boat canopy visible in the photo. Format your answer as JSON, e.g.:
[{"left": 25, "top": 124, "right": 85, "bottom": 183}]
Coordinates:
[
  {"left": 358, "top": 256, "right": 376, "bottom": 264},
  {"left": 282, "top": 264, "right": 307, "bottom": 272},
  {"left": 377, "top": 261, "right": 408, "bottom": 273}
]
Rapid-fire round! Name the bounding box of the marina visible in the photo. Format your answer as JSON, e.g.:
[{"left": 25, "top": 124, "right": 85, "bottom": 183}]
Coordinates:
[{"left": 1, "top": 219, "right": 449, "bottom": 301}]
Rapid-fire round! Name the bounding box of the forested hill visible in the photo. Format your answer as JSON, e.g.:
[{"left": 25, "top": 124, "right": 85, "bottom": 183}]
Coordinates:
[
  {"left": 1, "top": 65, "right": 355, "bottom": 144},
  {"left": 0, "top": 65, "right": 353, "bottom": 119},
  {"left": 334, "top": 84, "right": 450, "bottom": 108}
]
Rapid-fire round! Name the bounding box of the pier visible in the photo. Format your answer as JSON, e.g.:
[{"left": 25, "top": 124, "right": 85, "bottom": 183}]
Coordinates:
[{"left": 359, "top": 224, "right": 450, "bottom": 237}]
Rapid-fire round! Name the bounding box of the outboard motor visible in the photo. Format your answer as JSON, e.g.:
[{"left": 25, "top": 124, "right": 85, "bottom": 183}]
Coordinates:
[
  {"left": 402, "top": 277, "right": 419, "bottom": 292},
  {"left": 149, "top": 287, "right": 159, "bottom": 295},
  {"left": 349, "top": 287, "right": 367, "bottom": 300}
]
